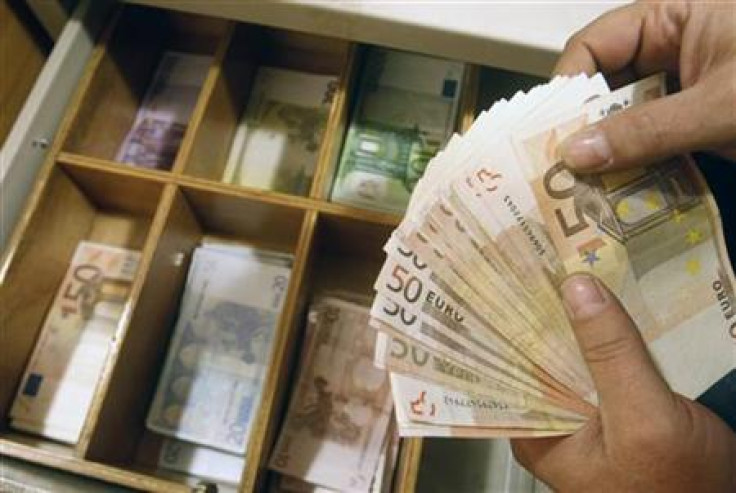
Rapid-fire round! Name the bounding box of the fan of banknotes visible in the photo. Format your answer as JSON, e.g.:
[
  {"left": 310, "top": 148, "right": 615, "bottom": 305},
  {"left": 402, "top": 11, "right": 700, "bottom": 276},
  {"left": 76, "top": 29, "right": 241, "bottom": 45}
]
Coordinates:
[{"left": 370, "top": 73, "right": 736, "bottom": 437}]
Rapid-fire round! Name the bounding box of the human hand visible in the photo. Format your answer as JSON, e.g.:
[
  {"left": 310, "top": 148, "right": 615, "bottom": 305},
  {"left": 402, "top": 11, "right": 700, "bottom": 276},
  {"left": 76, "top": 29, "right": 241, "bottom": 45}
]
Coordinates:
[
  {"left": 511, "top": 274, "right": 736, "bottom": 492},
  {"left": 554, "top": 0, "right": 736, "bottom": 172}
]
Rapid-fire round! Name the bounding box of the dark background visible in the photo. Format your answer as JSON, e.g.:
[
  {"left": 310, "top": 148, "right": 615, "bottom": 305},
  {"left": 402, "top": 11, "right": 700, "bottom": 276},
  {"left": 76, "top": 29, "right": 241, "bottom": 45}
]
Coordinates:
[{"left": 695, "top": 152, "right": 736, "bottom": 432}]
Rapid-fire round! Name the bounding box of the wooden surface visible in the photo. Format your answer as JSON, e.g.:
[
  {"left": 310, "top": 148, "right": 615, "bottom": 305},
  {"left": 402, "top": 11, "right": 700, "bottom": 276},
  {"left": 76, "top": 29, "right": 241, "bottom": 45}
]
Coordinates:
[
  {"left": 240, "top": 209, "right": 317, "bottom": 491},
  {"left": 0, "top": 168, "right": 94, "bottom": 417},
  {"left": 63, "top": 6, "right": 227, "bottom": 162},
  {"left": 0, "top": 3, "right": 543, "bottom": 491},
  {"left": 83, "top": 186, "right": 187, "bottom": 465},
  {"left": 309, "top": 44, "right": 358, "bottom": 201},
  {"left": 62, "top": 8, "right": 160, "bottom": 160},
  {"left": 178, "top": 23, "right": 245, "bottom": 181},
  {"left": 394, "top": 438, "right": 424, "bottom": 493}
]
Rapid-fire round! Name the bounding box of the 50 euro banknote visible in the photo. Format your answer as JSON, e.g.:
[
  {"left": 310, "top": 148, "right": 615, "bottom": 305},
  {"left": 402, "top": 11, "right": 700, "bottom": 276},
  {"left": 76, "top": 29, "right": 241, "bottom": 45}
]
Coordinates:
[
  {"left": 10, "top": 241, "right": 140, "bottom": 443},
  {"left": 371, "top": 72, "right": 736, "bottom": 437},
  {"left": 512, "top": 74, "right": 736, "bottom": 400}
]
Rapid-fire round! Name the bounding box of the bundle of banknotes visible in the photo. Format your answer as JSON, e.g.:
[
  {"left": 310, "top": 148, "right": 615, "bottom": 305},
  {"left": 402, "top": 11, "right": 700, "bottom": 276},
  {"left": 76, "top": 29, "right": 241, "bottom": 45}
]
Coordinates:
[
  {"left": 147, "top": 239, "right": 293, "bottom": 483},
  {"left": 223, "top": 66, "right": 337, "bottom": 195},
  {"left": 116, "top": 51, "right": 211, "bottom": 170},
  {"left": 370, "top": 73, "right": 736, "bottom": 437},
  {"left": 11, "top": 241, "right": 140, "bottom": 443},
  {"left": 331, "top": 47, "right": 465, "bottom": 214},
  {"left": 270, "top": 296, "right": 399, "bottom": 493}
]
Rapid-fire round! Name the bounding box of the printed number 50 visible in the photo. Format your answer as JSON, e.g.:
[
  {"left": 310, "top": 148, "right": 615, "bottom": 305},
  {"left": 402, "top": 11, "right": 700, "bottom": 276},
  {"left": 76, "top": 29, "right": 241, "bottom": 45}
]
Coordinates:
[{"left": 386, "top": 265, "right": 422, "bottom": 303}]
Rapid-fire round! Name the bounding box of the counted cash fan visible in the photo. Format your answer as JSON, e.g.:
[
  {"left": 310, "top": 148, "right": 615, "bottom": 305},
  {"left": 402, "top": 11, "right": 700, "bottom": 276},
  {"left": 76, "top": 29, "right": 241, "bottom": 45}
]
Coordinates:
[{"left": 370, "top": 73, "right": 736, "bottom": 437}]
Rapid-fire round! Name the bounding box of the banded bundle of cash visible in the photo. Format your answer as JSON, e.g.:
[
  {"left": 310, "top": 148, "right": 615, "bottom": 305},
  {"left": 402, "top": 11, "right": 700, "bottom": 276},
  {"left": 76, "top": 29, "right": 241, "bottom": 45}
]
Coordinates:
[
  {"left": 223, "top": 67, "right": 337, "bottom": 195},
  {"left": 370, "top": 73, "right": 736, "bottom": 437},
  {"left": 331, "top": 48, "right": 465, "bottom": 214},
  {"left": 116, "top": 51, "right": 212, "bottom": 169},
  {"left": 147, "top": 241, "right": 292, "bottom": 458},
  {"left": 270, "top": 297, "right": 398, "bottom": 492},
  {"left": 11, "top": 241, "right": 140, "bottom": 443}
]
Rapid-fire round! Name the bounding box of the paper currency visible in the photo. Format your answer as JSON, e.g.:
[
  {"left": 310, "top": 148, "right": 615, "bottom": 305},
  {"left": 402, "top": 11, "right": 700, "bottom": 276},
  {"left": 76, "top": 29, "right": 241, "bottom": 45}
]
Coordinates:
[
  {"left": 146, "top": 243, "right": 292, "bottom": 454},
  {"left": 157, "top": 438, "right": 245, "bottom": 485},
  {"left": 371, "top": 72, "right": 736, "bottom": 437},
  {"left": 273, "top": 423, "right": 398, "bottom": 493},
  {"left": 270, "top": 297, "right": 393, "bottom": 492},
  {"left": 368, "top": 421, "right": 399, "bottom": 493},
  {"left": 10, "top": 241, "right": 140, "bottom": 443},
  {"left": 116, "top": 51, "right": 212, "bottom": 169},
  {"left": 514, "top": 80, "right": 735, "bottom": 399},
  {"left": 223, "top": 67, "right": 337, "bottom": 195},
  {"left": 331, "top": 48, "right": 465, "bottom": 213}
]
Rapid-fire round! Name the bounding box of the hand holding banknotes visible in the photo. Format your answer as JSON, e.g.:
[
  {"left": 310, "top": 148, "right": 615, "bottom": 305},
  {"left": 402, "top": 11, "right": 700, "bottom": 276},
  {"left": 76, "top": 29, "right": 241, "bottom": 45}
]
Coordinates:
[
  {"left": 514, "top": 1, "right": 736, "bottom": 491},
  {"left": 513, "top": 275, "right": 736, "bottom": 491},
  {"left": 556, "top": 0, "right": 736, "bottom": 171}
]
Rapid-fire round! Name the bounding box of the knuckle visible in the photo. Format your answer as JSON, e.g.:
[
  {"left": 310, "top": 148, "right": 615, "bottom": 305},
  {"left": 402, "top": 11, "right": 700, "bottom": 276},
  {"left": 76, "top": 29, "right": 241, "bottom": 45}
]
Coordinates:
[
  {"left": 580, "top": 334, "right": 636, "bottom": 365},
  {"left": 618, "top": 108, "right": 667, "bottom": 158},
  {"left": 564, "top": 31, "right": 586, "bottom": 52}
]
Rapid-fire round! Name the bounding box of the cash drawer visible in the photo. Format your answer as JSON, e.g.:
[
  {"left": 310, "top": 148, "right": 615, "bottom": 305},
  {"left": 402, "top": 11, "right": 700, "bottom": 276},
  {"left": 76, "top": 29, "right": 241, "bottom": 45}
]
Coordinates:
[{"left": 0, "top": 3, "right": 568, "bottom": 492}]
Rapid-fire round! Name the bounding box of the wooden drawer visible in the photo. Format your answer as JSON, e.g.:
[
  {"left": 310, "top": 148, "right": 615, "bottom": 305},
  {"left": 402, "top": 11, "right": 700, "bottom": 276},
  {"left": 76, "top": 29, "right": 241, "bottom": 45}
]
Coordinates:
[
  {"left": 1, "top": 4, "right": 547, "bottom": 492},
  {"left": 1, "top": 454, "right": 135, "bottom": 492}
]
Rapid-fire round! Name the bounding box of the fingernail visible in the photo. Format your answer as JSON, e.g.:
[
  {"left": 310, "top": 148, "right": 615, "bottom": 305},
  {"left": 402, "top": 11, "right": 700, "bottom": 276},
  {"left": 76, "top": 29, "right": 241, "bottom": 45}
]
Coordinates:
[
  {"left": 560, "top": 126, "right": 612, "bottom": 170},
  {"left": 561, "top": 275, "right": 607, "bottom": 320}
]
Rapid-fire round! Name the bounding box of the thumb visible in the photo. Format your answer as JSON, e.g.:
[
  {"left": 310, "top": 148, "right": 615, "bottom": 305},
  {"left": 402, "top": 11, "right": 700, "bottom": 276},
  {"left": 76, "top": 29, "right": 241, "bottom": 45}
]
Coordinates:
[
  {"left": 560, "top": 84, "right": 735, "bottom": 172},
  {"left": 560, "top": 274, "right": 676, "bottom": 427}
]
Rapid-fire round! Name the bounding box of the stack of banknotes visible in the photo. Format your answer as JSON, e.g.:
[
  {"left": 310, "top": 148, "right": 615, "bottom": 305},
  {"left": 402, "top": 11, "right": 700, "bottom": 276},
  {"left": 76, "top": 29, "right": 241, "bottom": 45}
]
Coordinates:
[
  {"left": 270, "top": 296, "right": 399, "bottom": 492},
  {"left": 116, "top": 51, "right": 212, "bottom": 170},
  {"left": 147, "top": 240, "right": 292, "bottom": 483},
  {"left": 331, "top": 48, "right": 465, "bottom": 214},
  {"left": 11, "top": 241, "right": 140, "bottom": 443},
  {"left": 223, "top": 66, "right": 337, "bottom": 195},
  {"left": 370, "top": 73, "right": 736, "bottom": 437}
]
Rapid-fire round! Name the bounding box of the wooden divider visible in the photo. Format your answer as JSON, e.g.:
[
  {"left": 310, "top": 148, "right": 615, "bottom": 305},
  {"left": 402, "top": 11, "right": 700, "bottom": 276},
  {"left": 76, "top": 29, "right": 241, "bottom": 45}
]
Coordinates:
[
  {"left": 309, "top": 44, "right": 360, "bottom": 201},
  {"left": 240, "top": 209, "right": 318, "bottom": 492},
  {"left": 77, "top": 182, "right": 178, "bottom": 460}
]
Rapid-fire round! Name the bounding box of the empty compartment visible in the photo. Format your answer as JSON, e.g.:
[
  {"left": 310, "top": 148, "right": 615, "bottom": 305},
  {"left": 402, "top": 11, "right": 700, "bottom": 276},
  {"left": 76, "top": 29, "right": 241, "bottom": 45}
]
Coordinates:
[
  {"left": 416, "top": 438, "right": 542, "bottom": 493},
  {"left": 83, "top": 184, "right": 307, "bottom": 490},
  {"left": 475, "top": 65, "right": 545, "bottom": 116},
  {"left": 310, "top": 212, "right": 393, "bottom": 297},
  {"left": 0, "top": 163, "right": 162, "bottom": 456},
  {"left": 183, "top": 23, "right": 351, "bottom": 197},
  {"left": 62, "top": 5, "right": 226, "bottom": 170}
]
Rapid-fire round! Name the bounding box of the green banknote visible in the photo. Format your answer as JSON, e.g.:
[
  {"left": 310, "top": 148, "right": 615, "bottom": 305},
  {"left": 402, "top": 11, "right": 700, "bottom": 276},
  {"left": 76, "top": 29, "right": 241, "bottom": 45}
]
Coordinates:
[{"left": 331, "top": 48, "right": 465, "bottom": 213}]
